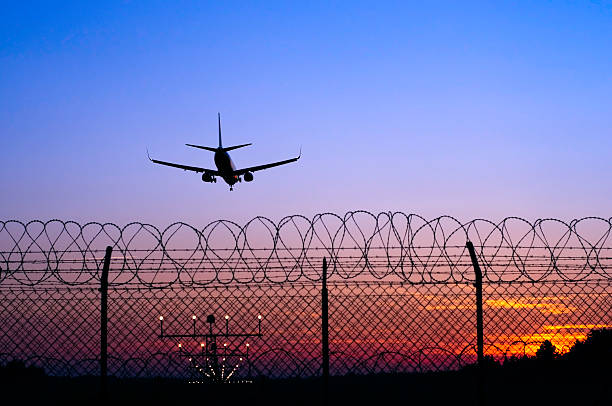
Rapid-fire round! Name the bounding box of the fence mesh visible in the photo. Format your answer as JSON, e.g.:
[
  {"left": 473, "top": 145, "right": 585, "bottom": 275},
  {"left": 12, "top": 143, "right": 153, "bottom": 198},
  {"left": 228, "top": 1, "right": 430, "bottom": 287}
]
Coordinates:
[{"left": 0, "top": 214, "right": 610, "bottom": 380}]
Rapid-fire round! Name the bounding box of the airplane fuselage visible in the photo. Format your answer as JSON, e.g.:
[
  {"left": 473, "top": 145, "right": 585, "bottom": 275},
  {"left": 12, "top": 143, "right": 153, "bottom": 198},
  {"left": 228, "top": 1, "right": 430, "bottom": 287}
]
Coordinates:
[{"left": 214, "top": 149, "right": 239, "bottom": 185}]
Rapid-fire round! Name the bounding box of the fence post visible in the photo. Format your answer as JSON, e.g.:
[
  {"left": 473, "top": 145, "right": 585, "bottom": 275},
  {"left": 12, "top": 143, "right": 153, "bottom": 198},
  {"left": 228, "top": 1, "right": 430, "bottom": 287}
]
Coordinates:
[
  {"left": 466, "top": 241, "right": 484, "bottom": 363},
  {"left": 100, "top": 246, "right": 112, "bottom": 402},
  {"left": 321, "top": 257, "right": 329, "bottom": 406},
  {"left": 466, "top": 241, "right": 484, "bottom": 405}
]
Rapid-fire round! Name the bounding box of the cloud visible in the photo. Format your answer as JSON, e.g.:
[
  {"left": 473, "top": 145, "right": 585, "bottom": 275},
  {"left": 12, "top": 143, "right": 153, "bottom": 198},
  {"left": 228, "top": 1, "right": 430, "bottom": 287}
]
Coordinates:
[{"left": 485, "top": 298, "right": 576, "bottom": 315}]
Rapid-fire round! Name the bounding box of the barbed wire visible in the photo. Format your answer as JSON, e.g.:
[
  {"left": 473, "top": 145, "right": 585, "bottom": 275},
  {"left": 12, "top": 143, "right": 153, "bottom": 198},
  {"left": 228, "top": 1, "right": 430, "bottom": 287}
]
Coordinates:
[
  {"left": 1, "top": 212, "right": 611, "bottom": 286},
  {"left": 1, "top": 212, "right": 610, "bottom": 379}
]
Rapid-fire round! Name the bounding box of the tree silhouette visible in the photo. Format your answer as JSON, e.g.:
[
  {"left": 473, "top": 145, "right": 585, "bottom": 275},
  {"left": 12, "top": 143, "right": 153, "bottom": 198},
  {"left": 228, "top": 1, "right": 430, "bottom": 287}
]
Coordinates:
[
  {"left": 565, "top": 328, "right": 612, "bottom": 362},
  {"left": 535, "top": 340, "right": 557, "bottom": 361}
]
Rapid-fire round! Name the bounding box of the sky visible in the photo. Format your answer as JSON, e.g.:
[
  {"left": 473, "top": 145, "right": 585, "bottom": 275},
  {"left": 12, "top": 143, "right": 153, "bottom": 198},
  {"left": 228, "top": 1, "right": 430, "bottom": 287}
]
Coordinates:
[{"left": 1, "top": 1, "right": 611, "bottom": 227}]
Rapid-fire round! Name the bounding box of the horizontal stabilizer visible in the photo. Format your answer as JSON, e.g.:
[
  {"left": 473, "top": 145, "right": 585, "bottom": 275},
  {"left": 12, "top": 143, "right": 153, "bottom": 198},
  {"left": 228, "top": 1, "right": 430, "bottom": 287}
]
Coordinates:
[
  {"left": 222, "top": 143, "right": 252, "bottom": 152},
  {"left": 185, "top": 144, "right": 218, "bottom": 152}
]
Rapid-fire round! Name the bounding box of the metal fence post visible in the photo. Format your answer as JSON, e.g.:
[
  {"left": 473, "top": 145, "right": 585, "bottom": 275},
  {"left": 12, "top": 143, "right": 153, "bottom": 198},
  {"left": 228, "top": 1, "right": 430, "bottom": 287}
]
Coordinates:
[
  {"left": 100, "top": 246, "right": 112, "bottom": 402},
  {"left": 466, "top": 241, "right": 484, "bottom": 405},
  {"left": 321, "top": 257, "right": 329, "bottom": 405},
  {"left": 466, "top": 241, "right": 484, "bottom": 363}
]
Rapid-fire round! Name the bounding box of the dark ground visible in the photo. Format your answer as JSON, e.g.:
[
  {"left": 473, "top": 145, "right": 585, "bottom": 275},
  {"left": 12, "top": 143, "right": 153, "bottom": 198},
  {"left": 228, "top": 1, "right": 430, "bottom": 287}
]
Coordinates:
[
  {"left": 2, "top": 331, "right": 610, "bottom": 406},
  {"left": 0, "top": 361, "right": 609, "bottom": 406}
]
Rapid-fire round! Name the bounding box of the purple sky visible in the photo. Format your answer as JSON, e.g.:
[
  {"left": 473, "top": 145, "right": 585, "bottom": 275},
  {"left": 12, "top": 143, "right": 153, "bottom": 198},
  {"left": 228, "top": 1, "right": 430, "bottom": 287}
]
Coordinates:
[{"left": 1, "top": 1, "right": 611, "bottom": 226}]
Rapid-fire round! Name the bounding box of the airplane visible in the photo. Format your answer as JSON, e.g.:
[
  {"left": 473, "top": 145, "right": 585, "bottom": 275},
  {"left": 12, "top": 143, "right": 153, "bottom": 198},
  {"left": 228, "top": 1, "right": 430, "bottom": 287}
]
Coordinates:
[{"left": 148, "top": 113, "right": 301, "bottom": 191}]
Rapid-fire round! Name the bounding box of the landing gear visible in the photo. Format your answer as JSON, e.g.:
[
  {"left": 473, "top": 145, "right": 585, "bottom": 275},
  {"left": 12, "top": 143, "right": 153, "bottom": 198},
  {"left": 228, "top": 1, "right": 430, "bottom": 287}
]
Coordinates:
[{"left": 230, "top": 186, "right": 233, "bottom": 191}]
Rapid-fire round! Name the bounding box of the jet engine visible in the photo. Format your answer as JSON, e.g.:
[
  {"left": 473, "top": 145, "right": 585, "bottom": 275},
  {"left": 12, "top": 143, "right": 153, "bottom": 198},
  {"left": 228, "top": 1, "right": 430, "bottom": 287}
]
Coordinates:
[
  {"left": 202, "top": 172, "right": 214, "bottom": 183},
  {"left": 244, "top": 171, "right": 254, "bottom": 182}
]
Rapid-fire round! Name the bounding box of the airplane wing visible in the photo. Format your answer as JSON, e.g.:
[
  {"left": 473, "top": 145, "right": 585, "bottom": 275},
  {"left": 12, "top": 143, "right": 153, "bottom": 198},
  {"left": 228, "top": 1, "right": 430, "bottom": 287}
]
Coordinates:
[
  {"left": 148, "top": 153, "right": 220, "bottom": 175},
  {"left": 234, "top": 152, "right": 301, "bottom": 175}
]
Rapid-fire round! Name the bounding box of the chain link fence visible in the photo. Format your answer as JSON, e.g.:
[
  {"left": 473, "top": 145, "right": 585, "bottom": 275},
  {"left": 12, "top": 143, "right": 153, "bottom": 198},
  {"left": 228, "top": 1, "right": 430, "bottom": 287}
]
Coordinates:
[{"left": 1, "top": 213, "right": 610, "bottom": 381}]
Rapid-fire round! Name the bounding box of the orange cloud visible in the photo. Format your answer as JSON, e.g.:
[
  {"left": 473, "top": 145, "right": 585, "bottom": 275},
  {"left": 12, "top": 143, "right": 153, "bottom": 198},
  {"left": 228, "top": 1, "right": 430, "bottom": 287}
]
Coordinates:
[
  {"left": 542, "top": 324, "right": 611, "bottom": 330},
  {"left": 485, "top": 299, "right": 576, "bottom": 314}
]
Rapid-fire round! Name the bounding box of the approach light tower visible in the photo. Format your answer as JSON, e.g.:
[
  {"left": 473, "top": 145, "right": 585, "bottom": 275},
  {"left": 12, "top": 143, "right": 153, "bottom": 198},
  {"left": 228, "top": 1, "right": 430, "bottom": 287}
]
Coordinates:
[{"left": 157, "top": 313, "right": 263, "bottom": 383}]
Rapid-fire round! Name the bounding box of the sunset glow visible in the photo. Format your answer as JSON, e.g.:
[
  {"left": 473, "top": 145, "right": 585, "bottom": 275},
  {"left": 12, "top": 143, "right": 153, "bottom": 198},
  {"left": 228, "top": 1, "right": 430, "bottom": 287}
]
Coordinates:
[{"left": 485, "top": 299, "right": 576, "bottom": 315}]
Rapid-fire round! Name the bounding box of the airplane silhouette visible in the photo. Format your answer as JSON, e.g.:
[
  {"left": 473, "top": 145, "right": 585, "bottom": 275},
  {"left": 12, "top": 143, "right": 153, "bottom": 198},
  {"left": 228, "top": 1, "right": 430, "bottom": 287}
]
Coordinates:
[{"left": 148, "top": 114, "right": 301, "bottom": 191}]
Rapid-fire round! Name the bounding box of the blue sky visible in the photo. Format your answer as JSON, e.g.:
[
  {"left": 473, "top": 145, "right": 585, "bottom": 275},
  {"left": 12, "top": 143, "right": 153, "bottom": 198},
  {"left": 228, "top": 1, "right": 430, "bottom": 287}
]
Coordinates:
[{"left": 1, "top": 1, "right": 611, "bottom": 225}]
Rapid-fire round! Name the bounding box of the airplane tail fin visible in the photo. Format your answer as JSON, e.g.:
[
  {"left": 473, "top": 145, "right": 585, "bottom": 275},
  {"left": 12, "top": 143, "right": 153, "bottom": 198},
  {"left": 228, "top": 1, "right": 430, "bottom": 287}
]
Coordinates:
[
  {"left": 218, "top": 112, "right": 222, "bottom": 148},
  {"left": 216, "top": 113, "right": 252, "bottom": 152},
  {"left": 185, "top": 113, "right": 252, "bottom": 152},
  {"left": 185, "top": 113, "right": 225, "bottom": 152}
]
